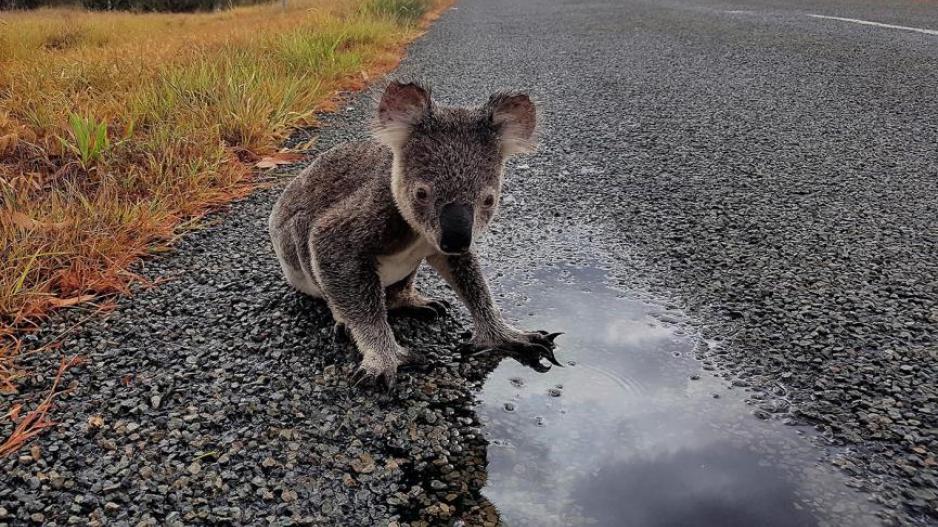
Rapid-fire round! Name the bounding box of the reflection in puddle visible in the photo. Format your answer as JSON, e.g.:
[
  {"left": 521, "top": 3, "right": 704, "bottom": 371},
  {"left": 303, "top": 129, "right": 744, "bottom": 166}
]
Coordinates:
[{"left": 477, "top": 267, "right": 880, "bottom": 527}]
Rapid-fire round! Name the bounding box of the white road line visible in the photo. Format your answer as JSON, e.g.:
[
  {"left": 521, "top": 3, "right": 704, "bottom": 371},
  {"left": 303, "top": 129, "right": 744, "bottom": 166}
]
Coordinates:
[{"left": 807, "top": 14, "right": 938, "bottom": 36}]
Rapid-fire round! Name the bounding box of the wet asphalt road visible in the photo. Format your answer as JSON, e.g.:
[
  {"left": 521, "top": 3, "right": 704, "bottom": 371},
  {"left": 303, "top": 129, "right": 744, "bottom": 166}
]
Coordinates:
[{"left": 3, "top": 0, "right": 938, "bottom": 525}]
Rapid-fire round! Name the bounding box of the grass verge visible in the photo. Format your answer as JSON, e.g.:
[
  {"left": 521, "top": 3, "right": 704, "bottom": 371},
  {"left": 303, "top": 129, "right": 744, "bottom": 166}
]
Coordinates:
[{"left": 0, "top": 0, "right": 450, "bottom": 454}]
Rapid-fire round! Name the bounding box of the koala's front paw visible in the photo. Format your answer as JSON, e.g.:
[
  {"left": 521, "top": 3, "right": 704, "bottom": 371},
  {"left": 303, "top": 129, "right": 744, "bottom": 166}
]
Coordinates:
[
  {"left": 352, "top": 345, "right": 415, "bottom": 389},
  {"left": 464, "top": 329, "right": 563, "bottom": 372}
]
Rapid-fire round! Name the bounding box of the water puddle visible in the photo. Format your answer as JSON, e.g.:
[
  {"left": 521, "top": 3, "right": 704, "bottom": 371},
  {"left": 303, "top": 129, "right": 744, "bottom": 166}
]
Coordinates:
[{"left": 476, "top": 266, "right": 880, "bottom": 527}]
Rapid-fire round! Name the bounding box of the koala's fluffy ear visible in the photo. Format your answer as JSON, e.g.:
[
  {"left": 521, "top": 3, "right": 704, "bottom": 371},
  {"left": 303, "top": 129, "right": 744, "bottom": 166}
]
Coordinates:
[
  {"left": 374, "top": 81, "right": 431, "bottom": 150},
  {"left": 486, "top": 92, "right": 537, "bottom": 155}
]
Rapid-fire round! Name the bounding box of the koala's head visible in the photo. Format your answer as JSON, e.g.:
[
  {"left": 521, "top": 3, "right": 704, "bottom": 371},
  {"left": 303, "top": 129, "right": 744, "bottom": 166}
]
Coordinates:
[{"left": 373, "top": 81, "right": 536, "bottom": 255}]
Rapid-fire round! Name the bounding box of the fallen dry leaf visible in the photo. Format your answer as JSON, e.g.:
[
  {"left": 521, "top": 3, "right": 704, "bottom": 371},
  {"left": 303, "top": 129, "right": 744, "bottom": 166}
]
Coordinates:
[
  {"left": 30, "top": 444, "right": 40, "bottom": 461},
  {"left": 88, "top": 415, "right": 104, "bottom": 428},
  {"left": 255, "top": 152, "right": 305, "bottom": 169},
  {"left": 351, "top": 452, "right": 375, "bottom": 474},
  {"left": 47, "top": 295, "right": 95, "bottom": 308},
  {"left": 9, "top": 211, "right": 39, "bottom": 230}
]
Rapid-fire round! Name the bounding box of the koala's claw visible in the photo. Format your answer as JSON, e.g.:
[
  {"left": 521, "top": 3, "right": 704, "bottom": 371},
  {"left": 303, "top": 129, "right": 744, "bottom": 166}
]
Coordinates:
[
  {"left": 391, "top": 299, "right": 450, "bottom": 321},
  {"left": 505, "top": 340, "right": 561, "bottom": 371},
  {"left": 426, "top": 299, "right": 450, "bottom": 316},
  {"left": 333, "top": 322, "right": 351, "bottom": 346},
  {"left": 536, "top": 330, "right": 565, "bottom": 343},
  {"left": 523, "top": 332, "right": 563, "bottom": 365},
  {"left": 351, "top": 363, "right": 398, "bottom": 390},
  {"left": 398, "top": 349, "right": 429, "bottom": 370}
]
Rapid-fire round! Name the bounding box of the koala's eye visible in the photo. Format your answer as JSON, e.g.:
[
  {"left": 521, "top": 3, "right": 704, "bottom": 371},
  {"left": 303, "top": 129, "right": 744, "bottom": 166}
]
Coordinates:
[
  {"left": 414, "top": 186, "right": 430, "bottom": 202},
  {"left": 482, "top": 194, "right": 496, "bottom": 208}
]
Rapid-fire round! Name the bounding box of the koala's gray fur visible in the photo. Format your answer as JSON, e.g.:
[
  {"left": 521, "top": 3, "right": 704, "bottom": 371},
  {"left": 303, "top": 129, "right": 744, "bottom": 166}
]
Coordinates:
[{"left": 269, "top": 81, "right": 560, "bottom": 386}]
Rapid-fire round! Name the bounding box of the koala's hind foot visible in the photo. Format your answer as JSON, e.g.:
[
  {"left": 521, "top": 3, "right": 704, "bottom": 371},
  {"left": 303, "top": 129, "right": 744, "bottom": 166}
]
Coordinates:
[
  {"left": 388, "top": 293, "right": 449, "bottom": 320},
  {"left": 333, "top": 322, "right": 351, "bottom": 346},
  {"left": 386, "top": 272, "right": 449, "bottom": 320}
]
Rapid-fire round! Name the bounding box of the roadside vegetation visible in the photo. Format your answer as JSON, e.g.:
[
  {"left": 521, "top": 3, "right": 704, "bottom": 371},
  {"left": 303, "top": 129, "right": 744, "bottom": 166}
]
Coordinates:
[
  {"left": 0, "top": 0, "right": 443, "bottom": 405},
  {"left": 1, "top": 0, "right": 270, "bottom": 12}
]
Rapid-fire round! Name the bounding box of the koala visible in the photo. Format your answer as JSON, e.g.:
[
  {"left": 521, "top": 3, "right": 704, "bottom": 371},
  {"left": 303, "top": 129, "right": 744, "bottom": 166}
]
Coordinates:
[{"left": 269, "top": 81, "right": 561, "bottom": 386}]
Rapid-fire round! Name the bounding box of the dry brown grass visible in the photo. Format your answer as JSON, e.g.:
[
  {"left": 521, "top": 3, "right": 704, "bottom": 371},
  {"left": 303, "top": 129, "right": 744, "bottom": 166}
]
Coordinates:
[
  {"left": 0, "top": 355, "right": 82, "bottom": 458},
  {"left": 0, "top": 0, "right": 449, "bottom": 411}
]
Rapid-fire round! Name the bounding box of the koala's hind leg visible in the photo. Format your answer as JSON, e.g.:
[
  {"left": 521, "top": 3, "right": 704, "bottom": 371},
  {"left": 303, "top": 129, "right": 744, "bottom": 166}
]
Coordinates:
[
  {"left": 270, "top": 213, "right": 324, "bottom": 298},
  {"left": 386, "top": 268, "right": 449, "bottom": 320}
]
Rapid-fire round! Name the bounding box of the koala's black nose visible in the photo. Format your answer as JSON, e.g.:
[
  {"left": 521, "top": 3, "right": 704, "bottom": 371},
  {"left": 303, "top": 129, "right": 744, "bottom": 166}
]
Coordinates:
[{"left": 439, "top": 202, "right": 474, "bottom": 254}]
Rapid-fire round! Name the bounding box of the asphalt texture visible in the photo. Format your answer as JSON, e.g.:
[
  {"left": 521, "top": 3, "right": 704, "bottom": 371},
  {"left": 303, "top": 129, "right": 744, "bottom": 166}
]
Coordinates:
[{"left": 3, "top": 0, "right": 938, "bottom": 525}]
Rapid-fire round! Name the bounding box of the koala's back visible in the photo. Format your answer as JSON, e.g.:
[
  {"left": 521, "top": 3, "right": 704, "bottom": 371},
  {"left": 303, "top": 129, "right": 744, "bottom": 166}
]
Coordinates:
[
  {"left": 272, "top": 141, "right": 392, "bottom": 226},
  {"left": 269, "top": 141, "right": 397, "bottom": 296}
]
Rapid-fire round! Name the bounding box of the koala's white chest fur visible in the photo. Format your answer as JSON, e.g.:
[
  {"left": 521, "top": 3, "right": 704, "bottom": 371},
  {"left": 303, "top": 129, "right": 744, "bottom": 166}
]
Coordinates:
[{"left": 376, "top": 238, "right": 435, "bottom": 287}]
